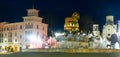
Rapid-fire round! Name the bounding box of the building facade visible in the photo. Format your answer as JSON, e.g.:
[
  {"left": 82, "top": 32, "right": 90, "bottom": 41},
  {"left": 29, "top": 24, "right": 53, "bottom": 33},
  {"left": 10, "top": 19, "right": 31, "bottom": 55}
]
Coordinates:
[
  {"left": 0, "top": 8, "right": 48, "bottom": 52},
  {"left": 117, "top": 20, "right": 120, "bottom": 32},
  {"left": 102, "top": 14, "right": 117, "bottom": 38}
]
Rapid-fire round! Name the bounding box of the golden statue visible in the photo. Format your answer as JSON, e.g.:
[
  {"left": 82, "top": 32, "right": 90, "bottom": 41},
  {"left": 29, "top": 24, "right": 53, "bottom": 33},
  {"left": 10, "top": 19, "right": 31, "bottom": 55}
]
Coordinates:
[{"left": 64, "top": 12, "right": 80, "bottom": 32}]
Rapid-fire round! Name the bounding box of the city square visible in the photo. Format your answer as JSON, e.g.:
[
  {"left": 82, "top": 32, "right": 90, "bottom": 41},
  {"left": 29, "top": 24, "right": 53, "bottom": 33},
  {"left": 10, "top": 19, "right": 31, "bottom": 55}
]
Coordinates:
[{"left": 0, "top": 0, "right": 120, "bottom": 57}]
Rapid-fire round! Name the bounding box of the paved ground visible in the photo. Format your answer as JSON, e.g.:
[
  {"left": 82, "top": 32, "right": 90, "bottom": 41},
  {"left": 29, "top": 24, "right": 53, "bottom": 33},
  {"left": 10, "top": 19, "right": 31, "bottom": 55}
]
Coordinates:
[{"left": 1, "top": 52, "right": 120, "bottom": 57}]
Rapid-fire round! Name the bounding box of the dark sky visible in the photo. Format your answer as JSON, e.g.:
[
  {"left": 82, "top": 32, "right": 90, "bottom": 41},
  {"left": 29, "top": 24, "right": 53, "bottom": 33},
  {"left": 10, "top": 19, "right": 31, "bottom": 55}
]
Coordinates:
[{"left": 0, "top": 0, "right": 120, "bottom": 32}]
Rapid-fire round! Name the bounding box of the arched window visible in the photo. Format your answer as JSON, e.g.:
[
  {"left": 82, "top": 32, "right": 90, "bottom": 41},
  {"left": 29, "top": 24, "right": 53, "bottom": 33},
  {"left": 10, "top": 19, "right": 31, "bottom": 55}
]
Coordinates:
[
  {"left": 20, "top": 25, "right": 22, "bottom": 29},
  {"left": 25, "top": 23, "right": 33, "bottom": 29}
]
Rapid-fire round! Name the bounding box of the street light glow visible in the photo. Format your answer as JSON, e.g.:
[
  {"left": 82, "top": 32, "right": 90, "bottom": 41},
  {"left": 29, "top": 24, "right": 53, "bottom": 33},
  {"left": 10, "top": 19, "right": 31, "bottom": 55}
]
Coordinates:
[
  {"left": 27, "top": 34, "right": 37, "bottom": 42},
  {"left": 55, "top": 33, "right": 65, "bottom": 37}
]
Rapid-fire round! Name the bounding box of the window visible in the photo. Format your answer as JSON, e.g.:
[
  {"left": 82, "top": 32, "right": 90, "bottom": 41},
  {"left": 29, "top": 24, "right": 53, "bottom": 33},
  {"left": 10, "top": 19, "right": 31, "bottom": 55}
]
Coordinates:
[
  {"left": 43, "top": 27, "right": 44, "bottom": 30},
  {"left": 13, "top": 25, "right": 16, "bottom": 30},
  {"left": 8, "top": 32, "right": 12, "bottom": 42},
  {"left": 20, "top": 35, "right": 22, "bottom": 39},
  {"left": 7, "top": 27, "right": 9, "bottom": 30},
  {"left": 25, "top": 23, "right": 33, "bottom": 29},
  {"left": 15, "top": 39, "right": 17, "bottom": 42},
  {"left": 15, "top": 25, "right": 17, "bottom": 30},
  {"left": 5, "top": 33, "right": 7, "bottom": 36},
  {"left": 37, "top": 25, "right": 39, "bottom": 29},
  {"left": 4, "top": 27, "right": 6, "bottom": 31},
  {"left": 20, "top": 25, "right": 22, "bottom": 29},
  {"left": 0, "top": 33, "right": 3, "bottom": 43}
]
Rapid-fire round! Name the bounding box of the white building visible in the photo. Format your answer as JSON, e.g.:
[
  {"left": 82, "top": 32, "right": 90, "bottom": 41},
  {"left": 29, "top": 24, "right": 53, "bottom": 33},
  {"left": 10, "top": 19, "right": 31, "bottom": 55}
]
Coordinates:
[
  {"left": 102, "top": 14, "right": 117, "bottom": 38},
  {"left": 0, "top": 7, "right": 48, "bottom": 52},
  {"left": 93, "top": 24, "right": 100, "bottom": 36},
  {"left": 117, "top": 20, "right": 120, "bottom": 32}
]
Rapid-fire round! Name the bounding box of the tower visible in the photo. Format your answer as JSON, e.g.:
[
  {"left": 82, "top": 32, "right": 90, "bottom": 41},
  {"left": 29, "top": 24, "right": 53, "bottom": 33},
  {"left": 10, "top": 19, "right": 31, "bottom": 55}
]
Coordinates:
[
  {"left": 102, "top": 10, "right": 117, "bottom": 38},
  {"left": 106, "top": 14, "right": 114, "bottom": 25},
  {"left": 93, "top": 24, "right": 100, "bottom": 36},
  {"left": 23, "top": 6, "right": 42, "bottom": 22},
  {"left": 27, "top": 8, "right": 39, "bottom": 16},
  {"left": 27, "top": 4, "right": 39, "bottom": 17},
  {"left": 22, "top": 6, "right": 48, "bottom": 48}
]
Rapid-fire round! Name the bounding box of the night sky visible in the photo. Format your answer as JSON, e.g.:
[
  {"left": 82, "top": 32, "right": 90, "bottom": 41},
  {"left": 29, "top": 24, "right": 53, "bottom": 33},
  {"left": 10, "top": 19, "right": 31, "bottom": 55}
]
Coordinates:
[{"left": 0, "top": 0, "right": 120, "bottom": 33}]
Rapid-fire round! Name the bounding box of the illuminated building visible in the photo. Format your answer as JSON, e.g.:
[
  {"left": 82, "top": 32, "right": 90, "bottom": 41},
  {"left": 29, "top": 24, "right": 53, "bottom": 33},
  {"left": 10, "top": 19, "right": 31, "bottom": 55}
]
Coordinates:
[
  {"left": 64, "top": 12, "right": 80, "bottom": 32},
  {"left": 102, "top": 13, "right": 117, "bottom": 38},
  {"left": 0, "top": 7, "right": 48, "bottom": 51},
  {"left": 93, "top": 24, "right": 100, "bottom": 36},
  {"left": 117, "top": 20, "right": 120, "bottom": 32}
]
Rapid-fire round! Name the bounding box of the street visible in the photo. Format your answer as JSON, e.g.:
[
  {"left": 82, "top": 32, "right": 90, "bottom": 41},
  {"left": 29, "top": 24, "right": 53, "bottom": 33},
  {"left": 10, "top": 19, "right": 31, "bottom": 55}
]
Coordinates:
[{"left": 0, "top": 52, "right": 120, "bottom": 57}]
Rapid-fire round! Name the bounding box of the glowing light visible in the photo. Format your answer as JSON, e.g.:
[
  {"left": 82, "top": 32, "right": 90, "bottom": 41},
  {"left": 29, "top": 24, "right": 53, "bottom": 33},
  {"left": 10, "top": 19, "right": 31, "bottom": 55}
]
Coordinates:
[
  {"left": 27, "top": 34, "right": 37, "bottom": 42},
  {"left": 27, "top": 34, "right": 46, "bottom": 48},
  {"left": 82, "top": 33, "right": 86, "bottom": 36},
  {"left": 55, "top": 33, "right": 65, "bottom": 37},
  {"left": 88, "top": 33, "right": 93, "bottom": 38},
  {"left": 45, "top": 46, "right": 49, "bottom": 48},
  {"left": 115, "top": 42, "right": 120, "bottom": 49}
]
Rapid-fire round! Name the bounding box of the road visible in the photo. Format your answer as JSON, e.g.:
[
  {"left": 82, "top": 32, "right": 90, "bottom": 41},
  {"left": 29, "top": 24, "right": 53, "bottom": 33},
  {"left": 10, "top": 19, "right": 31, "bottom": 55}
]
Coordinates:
[{"left": 0, "top": 52, "right": 120, "bottom": 57}]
